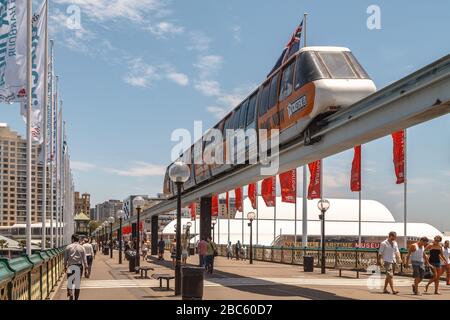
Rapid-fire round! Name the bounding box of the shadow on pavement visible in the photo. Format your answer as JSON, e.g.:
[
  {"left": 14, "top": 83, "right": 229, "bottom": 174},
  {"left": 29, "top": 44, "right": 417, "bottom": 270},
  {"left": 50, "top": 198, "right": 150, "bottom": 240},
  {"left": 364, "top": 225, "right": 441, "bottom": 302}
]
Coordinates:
[{"left": 146, "top": 255, "right": 352, "bottom": 300}]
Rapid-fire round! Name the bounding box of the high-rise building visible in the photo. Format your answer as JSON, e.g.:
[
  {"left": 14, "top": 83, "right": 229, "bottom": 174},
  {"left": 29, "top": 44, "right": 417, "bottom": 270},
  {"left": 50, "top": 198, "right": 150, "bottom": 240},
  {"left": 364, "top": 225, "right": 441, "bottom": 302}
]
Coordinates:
[
  {"left": 0, "top": 123, "right": 54, "bottom": 226},
  {"left": 94, "top": 200, "right": 123, "bottom": 222},
  {"left": 74, "top": 191, "right": 90, "bottom": 215}
]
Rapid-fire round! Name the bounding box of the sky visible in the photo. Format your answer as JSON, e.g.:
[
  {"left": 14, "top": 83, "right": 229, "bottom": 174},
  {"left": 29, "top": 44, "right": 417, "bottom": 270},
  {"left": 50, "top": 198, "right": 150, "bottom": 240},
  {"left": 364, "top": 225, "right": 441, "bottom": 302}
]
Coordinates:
[{"left": 1, "top": 0, "right": 449, "bottom": 230}]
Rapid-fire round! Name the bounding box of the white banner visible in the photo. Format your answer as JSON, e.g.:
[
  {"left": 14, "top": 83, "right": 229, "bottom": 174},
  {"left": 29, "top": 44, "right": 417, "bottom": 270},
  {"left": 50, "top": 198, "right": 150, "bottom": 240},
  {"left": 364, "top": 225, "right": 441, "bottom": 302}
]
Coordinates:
[
  {"left": 0, "top": 0, "right": 27, "bottom": 102},
  {"left": 20, "top": 0, "right": 47, "bottom": 144}
]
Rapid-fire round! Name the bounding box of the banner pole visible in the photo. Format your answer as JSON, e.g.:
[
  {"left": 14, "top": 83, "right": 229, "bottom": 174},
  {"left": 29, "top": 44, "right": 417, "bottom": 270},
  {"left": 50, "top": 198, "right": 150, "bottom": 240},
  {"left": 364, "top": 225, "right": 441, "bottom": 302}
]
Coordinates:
[
  {"left": 303, "top": 13, "right": 308, "bottom": 47},
  {"left": 49, "top": 39, "right": 54, "bottom": 248},
  {"left": 42, "top": 0, "right": 49, "bottom": 250},
  {"left": 404, "top": 129, "right": 407, "bottom": 249},
  {"left": 302, "top": 166, "right": 308, "bottom": 247},
  {"left": 25, "top": 0, "right": 33, "bottom": 256},
  {"left": 294, "top": 169, "right": 297, "bottom": 247}
]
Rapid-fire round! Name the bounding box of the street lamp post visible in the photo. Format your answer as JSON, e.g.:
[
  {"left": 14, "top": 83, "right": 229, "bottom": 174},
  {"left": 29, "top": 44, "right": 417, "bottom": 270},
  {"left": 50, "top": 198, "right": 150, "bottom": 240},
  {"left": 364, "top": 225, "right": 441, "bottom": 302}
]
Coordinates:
[
  {"left": 109, "top": 216, "right": 115, "bottom": 259},
  {"left": 211, "top": 218, "right": 217, "bottom": 242},
  {"left": 133, "top": 196, "right": 145, "bottom": 273},
  {"left": 168, "top": 161, "right": 190, "bottom": 296},
  {"left": 116, "top": 210, "right": 125, "bottom": 264},
  {"left": 247, "top": 212, "right": 255, "bottom": 264},
  {"left": 317, "top": 199, "right": 330, "bottom": 274}
]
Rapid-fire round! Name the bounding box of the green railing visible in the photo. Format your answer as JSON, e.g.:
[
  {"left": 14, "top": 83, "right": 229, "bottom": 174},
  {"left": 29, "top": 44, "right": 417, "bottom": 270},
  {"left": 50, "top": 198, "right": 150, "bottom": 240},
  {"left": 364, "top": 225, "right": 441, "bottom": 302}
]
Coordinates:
[
  {"left": 0, "top": 247, "right": 66, "bottom": 300},
  {"left": 217, "top": 245, "right": 413, "bottom": 277}
]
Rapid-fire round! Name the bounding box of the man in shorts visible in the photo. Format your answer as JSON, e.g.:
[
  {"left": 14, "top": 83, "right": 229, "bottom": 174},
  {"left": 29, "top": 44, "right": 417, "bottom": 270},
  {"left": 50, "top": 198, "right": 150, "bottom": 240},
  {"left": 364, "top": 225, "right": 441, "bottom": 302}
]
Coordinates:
[
  {"left": 405, "top": 237, "right": 430, "bottom": 295},
  {"left": 378, "top": 231, "right": 402, "bottom": 294}
]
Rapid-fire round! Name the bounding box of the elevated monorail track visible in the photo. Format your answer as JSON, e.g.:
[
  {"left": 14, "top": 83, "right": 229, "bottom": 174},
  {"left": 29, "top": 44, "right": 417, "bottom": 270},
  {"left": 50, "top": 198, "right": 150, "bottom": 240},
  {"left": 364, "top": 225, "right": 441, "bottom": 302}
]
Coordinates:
[{"left": 120, "top": 54, "right": 450, "bottom": 228}]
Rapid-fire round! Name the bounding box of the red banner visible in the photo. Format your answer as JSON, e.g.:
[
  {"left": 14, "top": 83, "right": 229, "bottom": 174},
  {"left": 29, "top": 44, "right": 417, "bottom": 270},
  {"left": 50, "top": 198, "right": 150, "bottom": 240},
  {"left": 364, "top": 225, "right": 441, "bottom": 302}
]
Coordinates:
[
  {"left": 225, "top": 192, "right": 229, "bottom": 213},
  {"left": 211, "top": 194, "right": 219, "bottom": 216},
  {"left": 190, "top": 203, "right": 196, "bottom": 221},
  {"left": 235, "top": 187, "right": 243, "bottom": 212},
  {"left": 261, "top": 177, "right": 276, "bottom": 207},
  {"left": 308, "top": 161, "right": 321, "bottom": 200},
  {"left": 279, "top": 169, "right": 296, "bottom": 203},
  {"left": 392, "top": 131, "right": 405, "bottom": 184},
  {"left": 248, "top": 183, "right": 257, "bottom": 209},
  {"left": 351, "top": 146, "right": 361, "bottom": 192}
]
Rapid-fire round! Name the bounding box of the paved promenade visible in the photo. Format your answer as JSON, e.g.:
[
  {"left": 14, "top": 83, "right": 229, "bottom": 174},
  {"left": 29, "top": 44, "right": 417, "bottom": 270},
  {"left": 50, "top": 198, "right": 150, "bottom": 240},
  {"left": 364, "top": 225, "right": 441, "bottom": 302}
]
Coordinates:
[{"left": 53, "top": 251, "right": 450, "bottom": 300}]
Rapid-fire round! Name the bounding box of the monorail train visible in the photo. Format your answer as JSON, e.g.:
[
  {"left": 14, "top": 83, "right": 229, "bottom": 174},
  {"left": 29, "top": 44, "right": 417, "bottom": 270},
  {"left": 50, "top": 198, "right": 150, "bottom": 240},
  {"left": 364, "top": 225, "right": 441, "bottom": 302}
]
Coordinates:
[{"left": 163, "top": 46, "right": 376, "bottom": 198}]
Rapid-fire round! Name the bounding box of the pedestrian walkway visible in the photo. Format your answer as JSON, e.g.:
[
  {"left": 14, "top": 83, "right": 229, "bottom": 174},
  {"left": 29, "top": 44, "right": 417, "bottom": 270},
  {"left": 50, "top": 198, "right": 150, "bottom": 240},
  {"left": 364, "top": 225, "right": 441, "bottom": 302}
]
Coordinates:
[{"left": 53, "top": 252, "right": 450, "bottom": 300}]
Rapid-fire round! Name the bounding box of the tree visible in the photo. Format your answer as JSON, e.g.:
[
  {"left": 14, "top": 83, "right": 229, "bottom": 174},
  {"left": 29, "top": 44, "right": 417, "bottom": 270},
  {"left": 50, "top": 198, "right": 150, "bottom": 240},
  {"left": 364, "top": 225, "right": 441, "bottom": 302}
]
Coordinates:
[
  {"left": 0, "top": 239, "right": 8, "bottom": 249},
  {"left": 88, "top": 220, "right": 101, "bottom": 235}
]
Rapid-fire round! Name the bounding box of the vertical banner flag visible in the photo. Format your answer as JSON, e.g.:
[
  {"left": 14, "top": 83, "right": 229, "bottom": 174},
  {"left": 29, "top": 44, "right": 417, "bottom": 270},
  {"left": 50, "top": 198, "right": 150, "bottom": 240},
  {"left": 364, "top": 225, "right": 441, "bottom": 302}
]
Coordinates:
[
  {"left": 351, "top": 146, "right": 362, "bottom": 192},
  {"left": 19, "top": 1, "right": 47, "bottom": 143},
  {"left": 248, "top": 183, "right": 257, "bottom": 210},
  {"left": 235, "top": 187, "right": 243, "bottom": 212},
  {"left": 225, "top": 192, "right": 229, "bottom": 215},
  {"left": 391, "top": 131, "right": 405, "bottom": 184},
  {"left": 279, "top": 169, "right": 296, "bottom": 203},
  {"left": 189, "top": 203, "right": 196, "bottom": 221},
  {"left": 261, "top": 177, "right": 276, "bottom": 207},
  {"left": 308, "top": 161, "right": 321, "bottom": 199},
  {"left": 211, "top": 194, "right": 218, "bottom": 217},
  {"left": 0, "top": 0, "right": 27, "bottom": 102}
]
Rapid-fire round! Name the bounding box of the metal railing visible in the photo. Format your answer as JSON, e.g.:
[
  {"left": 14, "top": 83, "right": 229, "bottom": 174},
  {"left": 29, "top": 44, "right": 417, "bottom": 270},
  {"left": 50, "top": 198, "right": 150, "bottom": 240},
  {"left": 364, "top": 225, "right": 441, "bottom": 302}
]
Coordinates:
[
  {"left": 216, "top": 245, "right": 415, "bottom": 278},
  {"left": 0, "top": 247, "right": 66, "bottom": 300}
]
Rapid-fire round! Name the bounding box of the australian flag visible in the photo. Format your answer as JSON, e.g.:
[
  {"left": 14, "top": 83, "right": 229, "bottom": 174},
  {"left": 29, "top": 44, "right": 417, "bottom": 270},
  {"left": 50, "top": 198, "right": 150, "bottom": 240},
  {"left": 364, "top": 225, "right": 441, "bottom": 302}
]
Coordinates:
[{"left": 268, "top": 20, "right": 303, "bottom": 77}]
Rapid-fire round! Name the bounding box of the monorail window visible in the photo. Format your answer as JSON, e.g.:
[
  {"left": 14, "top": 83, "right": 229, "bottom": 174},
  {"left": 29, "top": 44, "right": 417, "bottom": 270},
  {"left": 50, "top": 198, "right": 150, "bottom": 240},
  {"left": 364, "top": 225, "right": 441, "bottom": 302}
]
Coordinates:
[
  {"left": 233, "top": 107, "right": 241, "bottom": 129},
  {"left": 295, "top": 51, "right": 327, "bottom": 89},
  {"left": 317, "top": 51, "right": 358, "bottom": 79},
  {"left": 239, "top": 100, "right": 249, "bottom": 128},
  {"left": 268, "top": 73, "right": 279, "bottom": 109},
  {"left": 279, "top": 60, "right": 295, "bottom": 101},
  {"left": 258, "top": 82, "right": 270, "bottom": 116},
  {"left": 246, "top": 94, "right": 257, "bottom": 126},
  {"left": 345, "top": 52, "right": 370, "bottom": 79}
]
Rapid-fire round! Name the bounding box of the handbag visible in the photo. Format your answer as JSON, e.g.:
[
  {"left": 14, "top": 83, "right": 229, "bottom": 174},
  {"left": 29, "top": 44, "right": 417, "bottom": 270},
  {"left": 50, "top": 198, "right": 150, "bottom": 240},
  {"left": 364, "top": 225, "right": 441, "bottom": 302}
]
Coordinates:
[{"left": 423, "top": 266, "right": 433, "bottom": 279}]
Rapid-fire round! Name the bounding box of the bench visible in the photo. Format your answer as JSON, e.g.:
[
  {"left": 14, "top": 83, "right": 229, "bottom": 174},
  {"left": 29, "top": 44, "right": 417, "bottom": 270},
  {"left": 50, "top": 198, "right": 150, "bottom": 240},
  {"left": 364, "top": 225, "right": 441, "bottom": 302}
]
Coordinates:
[
  {"left": 152, "top": 274, "right": 175, "bottom": 291},
  {"left": 138, "top": 266, "right": 154, "bottom": 279}
]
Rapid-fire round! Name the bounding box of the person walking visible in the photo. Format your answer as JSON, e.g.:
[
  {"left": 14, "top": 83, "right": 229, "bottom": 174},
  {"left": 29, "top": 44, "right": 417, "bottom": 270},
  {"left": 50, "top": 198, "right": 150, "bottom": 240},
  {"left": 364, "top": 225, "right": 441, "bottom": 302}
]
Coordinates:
[
  {"left": 206, "top": 237, "right": 217, "bottom": 274},
  {"left": 226, "top": 241, "right": 232, "bottom": 260},
  {"left": 158, "top": 237, "right": 166, "bottom": 260},
  {"left": 64, "top": 234, "right": 88, "bottom": 301},
  {"left": 170, "top": 240, "right": 177, "bottom": 268},
  {"left": 443, "top": 240, "right": 450, "bottom": 285},
  {"left": 91, "top": 239, "right": 97, "bottom": 259},
  {"left": 141, "top": 241, "right": 149, "bottom": 261},
  {"left": 235, "top": 240, "right": 241, "bottom": 261},
  {"left": 377, "top": 231, "right": 401, "bottom": 294},
  {"left": 82, "top": 238, "right": 94, "bottom": 278},
  {"left": 197, "top": 238, "right": 208, "bottom": 268},
  {"left": 182, "top": 240, "right": 189, "bottom": 265},
  {"left": 405, "top": 237, "right": 430, "bottom": 295},
  {"left": 425, "top": 235, "right": 448, "bottom": 294}
]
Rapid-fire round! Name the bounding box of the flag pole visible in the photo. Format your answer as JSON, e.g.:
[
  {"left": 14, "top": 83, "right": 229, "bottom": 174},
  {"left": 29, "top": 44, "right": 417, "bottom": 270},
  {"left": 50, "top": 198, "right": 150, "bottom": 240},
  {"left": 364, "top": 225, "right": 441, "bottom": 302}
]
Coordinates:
[
  {"left": 303, "top": 13, "right": 308, "bottom": 47},
  {"left": 256, "top": 183, "right": 259, "bottom": 245},
  {"left": 25, "top": 0, "right": 33, "bottom": 256},
  {"left": 358, "top": 190, "right": 362, "bottom": 246},
  {"left": 358, "top": 146, "right": 362, "bottom": 247},
  {"left": 294, "top": 168, "right": 297, "bottom": 247},
  {"left": 49, "top": 39, "right": 54, "bottom": 248},
  {"left": 274, "top": 178, "right": 277, "bottom": 245},
  {"left": 404, "top": 129, "right": 408, "bottom": 249},
  {"left": 302, "top": 166, "right": 308, "bottom": 247},
  {"left": 41, "top": 0, "right": 49, "bottom": 250}
]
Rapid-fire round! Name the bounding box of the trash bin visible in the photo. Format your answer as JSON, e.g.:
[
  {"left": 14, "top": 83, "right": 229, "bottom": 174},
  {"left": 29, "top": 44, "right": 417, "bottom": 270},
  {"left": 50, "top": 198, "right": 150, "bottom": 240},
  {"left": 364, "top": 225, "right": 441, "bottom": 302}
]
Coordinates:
[
  {"left": 181, "top": 267, "right": 204, "bottom": 300},
  {"left": 125, "top": 250, "right": 137, "bottom": 272},
  {"left": 303, "top": 256, "right": 314, "bottom": 272},
  {"left": 103, "top": 247, "right": 109, "bottom": 255}
]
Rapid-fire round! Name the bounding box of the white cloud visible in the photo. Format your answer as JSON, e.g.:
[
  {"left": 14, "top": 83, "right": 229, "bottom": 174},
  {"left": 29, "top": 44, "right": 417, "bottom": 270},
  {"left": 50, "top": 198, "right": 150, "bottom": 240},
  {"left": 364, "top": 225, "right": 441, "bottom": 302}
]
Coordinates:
[
  {"left": 194, "top": 80, "right": 221, "bottom": 97},
  {"left": 167, "top": 72, "right": 189, "bottom": 86},
  {"left": 147, "top": 21, "right": 184, "bottom": 37},
  {"left": 204, "top": 84, "right": 256, "bottom": 119},
  {"left": 106, "top": 161, "right": 166, "bottom": 177},
  {"left": 187, "top": 31, "right": 212, "bottom": 52},
  {"left": 72, "top": 161, "right": 96, "bottom": 172},
  {"left": 194, "top": 55, "right": 223, "bottom": 78},
  {"left": 123, "top": 58, "right": 159, "bottom": 88},
  {"left": 230, "top": 25, "right": 241, "bottom": 43},
  {"left": 53, "top": 0, "right": 167, "bottom": 23},
  {"left": 206, "top": 106, "right": 229, "bottom": 119}
]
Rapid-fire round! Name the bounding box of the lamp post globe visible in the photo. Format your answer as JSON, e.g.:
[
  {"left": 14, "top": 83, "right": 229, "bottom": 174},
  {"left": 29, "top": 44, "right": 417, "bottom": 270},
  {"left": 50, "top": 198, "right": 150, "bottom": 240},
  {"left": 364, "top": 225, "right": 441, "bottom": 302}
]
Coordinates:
[
  {"left": 247, "top": 212, "right": 255, "bottom": 264},
  {"left": 169, "top": 161, "right": 190, "bottom": 296},
  {"left": 116, "top": 210, "right": 125, "bottom": 264},
  {"left": 132, "top": 196, "right": 145, "bottom": 273},
  {"left": 317, "top": 199, "right": 330, "bottom": 274}
]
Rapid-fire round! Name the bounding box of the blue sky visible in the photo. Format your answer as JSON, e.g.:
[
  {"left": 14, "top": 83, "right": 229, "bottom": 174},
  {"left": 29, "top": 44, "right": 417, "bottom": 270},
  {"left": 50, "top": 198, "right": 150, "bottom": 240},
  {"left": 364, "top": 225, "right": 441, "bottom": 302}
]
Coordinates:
[{"left": 1, "top": 0, "right": 449, "bottom": 230}]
